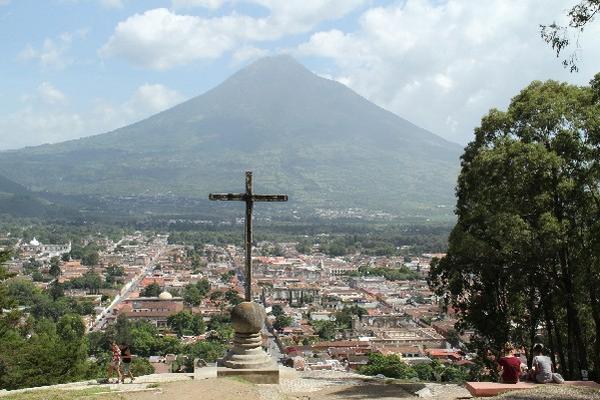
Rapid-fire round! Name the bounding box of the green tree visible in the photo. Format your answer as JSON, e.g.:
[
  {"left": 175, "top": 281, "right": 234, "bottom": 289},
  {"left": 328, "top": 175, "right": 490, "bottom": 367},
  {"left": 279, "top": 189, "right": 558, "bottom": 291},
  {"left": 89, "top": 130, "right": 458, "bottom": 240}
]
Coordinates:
[
  {"left": 183, "top": 285, "right": 202, "bottom": 306},
  {"left": 49, "top": 256, "right": 61, "bottom": 278},
  {"left": 115, "top": 314, "right": 132, "bottom": 345},
  {"left": 184, "top": 340, "right": 228, "bottom": 370},
  {"left": 359, "top": 353, "right": 416, "bottom": 379},
  {"left": 141, "top": 282, "right": 162, "bottom": 297},
  {"left": 413, "top": 363, "right": 433, "bottom": 381},
  {"left": 0, "top": 315, "right": 89, "bottom": 389},
  {"left": 335, "top": 305, "right": 366, "bottom": 330},
  {"left": 273, "top": 313, "right": 292, "bottom": 331},
  {"left": 195, "top": 278, "right": 211, "bottom": 297},
  {"left": 190, "top": 314, "right": 206, "bottom": 335},
  {"left": 429, "top": 75, "right": 600, "bottom": 379},
  {"left": 131, "top": 357, "right": 154, "bottom": 376},
  {"left": 48, "top": 281, "right": 64, "bottom": 301},
  {"left": 220, "top": 271, "right": 235, "bottom": 283},
  {"left": 105, "top": 265, "right": 124, "bottom": 285},
  {"left": 271, "top": 304, "right": 284, "bottom": 317},
  {"left": 224, "top": 289, "right": 243, "bottom": 306},
  {"left": 295, "top": 240, "right": 312, "bottom": 254},
  {"left": 167, "top": 311, "right": 194, "bottom": 337},
  {"left": 541, "top": 0, "right": 600, "bottom": 72},
  {"left": 209, "top": 291, "right": 223, "bottom": 302},
  {"left": 81, "top": 251, "right": 99, "bottom": 267},
  {"left": 312, "top": 320, "right": 337, "bottom": 340},
  {"left": 0, "top": 251, "right": 15, "bottom": 313}
]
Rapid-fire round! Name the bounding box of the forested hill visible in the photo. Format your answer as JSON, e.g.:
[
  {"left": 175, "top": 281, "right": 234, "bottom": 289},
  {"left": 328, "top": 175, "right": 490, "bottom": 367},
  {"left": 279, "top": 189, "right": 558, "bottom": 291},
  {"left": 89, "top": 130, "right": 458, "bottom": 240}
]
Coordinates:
[
  {"left": 0, "top": 55, "right": 462, "bottom": 215},
  {"left": 0, "top": 173, "right": 75, "bottom": 218},
  {"left": 0, "top": 174, "right": 29, "bottom": 196}
]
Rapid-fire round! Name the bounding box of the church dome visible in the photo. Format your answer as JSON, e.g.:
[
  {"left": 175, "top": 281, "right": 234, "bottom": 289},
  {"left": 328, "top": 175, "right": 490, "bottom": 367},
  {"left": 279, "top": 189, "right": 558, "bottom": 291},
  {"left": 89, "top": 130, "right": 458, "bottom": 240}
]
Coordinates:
[
  {"left": 158, "top": 291, "right": 173, "bottom": 300},
  {"left": 29, "top": 237, "right": 40, "bottom": 246}
]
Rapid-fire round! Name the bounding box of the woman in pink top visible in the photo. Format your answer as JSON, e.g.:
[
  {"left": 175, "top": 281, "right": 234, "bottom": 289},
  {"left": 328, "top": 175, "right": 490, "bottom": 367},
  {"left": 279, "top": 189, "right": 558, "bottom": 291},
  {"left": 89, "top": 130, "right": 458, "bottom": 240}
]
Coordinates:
[{"left": 107, "top": 341, "right": 122, "bottom": 383}]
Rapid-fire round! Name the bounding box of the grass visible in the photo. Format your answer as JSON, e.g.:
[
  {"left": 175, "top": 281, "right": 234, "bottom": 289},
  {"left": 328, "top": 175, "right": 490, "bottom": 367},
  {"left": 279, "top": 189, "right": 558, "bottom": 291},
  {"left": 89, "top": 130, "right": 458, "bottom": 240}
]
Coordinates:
[
  {"left": 0, "top": 388, "right": 124, "bottom": 400},
  {"left": 498, "top": 385, "right": 600, "bottom": 400}
]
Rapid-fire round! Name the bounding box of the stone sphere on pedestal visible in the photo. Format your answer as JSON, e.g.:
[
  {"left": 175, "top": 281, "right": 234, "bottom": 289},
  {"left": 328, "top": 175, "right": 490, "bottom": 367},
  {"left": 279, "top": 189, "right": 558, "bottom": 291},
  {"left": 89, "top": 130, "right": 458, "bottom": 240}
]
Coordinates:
[
  {"left": 231, "top": 301, "right": 266, "bottom": 333},
  {"left": 220, "top": 301, "right": 275, "bottom": 370}
]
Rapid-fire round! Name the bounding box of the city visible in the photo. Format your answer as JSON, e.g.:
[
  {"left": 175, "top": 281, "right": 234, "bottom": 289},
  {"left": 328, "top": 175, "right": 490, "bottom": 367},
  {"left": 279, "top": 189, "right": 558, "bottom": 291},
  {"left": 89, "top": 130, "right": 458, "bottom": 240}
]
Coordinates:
[{"left": 1, "top": 229, "right": 469, "bottom": 375}]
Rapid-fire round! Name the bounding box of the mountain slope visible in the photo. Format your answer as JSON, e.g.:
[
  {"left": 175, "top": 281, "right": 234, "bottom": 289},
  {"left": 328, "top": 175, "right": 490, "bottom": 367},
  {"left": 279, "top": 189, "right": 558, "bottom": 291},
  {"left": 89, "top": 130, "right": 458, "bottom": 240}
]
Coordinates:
[
  {"left": 0, "top": 55, "right": 461, "bottom": 214},
  {"left": 0, "top": 173, "right": 76, "bottom": 217}
]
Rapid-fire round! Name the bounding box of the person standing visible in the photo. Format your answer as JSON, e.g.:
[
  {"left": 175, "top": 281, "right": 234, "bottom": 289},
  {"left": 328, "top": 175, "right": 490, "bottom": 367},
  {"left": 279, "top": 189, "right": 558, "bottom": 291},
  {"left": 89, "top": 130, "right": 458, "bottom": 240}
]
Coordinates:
[
  {"left": 120, "top": 344, "right": 135, "bottom": 383},
  {"left": 107, "top": 341, "right": 122, "bottom": 384}
]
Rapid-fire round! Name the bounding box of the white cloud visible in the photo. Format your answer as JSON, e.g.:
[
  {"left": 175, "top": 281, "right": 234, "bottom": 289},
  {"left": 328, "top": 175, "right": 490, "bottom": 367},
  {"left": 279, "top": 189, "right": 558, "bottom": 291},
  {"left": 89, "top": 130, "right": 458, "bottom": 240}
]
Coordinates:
[
  {"left": 37, "top": 82, "right": 67, "bottom": 105},
  {"left": 90, "top": 83, "right": 184, "bottom": 135},
  {"left": 19, "top": 36, "right": 72, "bottom": 69},
  {"left": 101, "top": 9, "right": 239, "bottom": 69},
  {"left": 127, "top": 83, "right": 184, "bottom": 113},
  {"left": 171, "top": 0, "right": 227, "bottom": 9},
  {"left": 0, "top": 83, "right": 185, "bottom": 150},
  {"left": 100, "top": 0, "right": 124, "bottom": 8},
  {"left": 0, "top": 0, "right": 10, "bottom": 5},
  {"left": 18, "top": 30, "right": 87, "bottom": 69},
  {"left": 296, "top": 0, "right": 600, "bottom": 144},
  {"left": 232, "top": 46, "right": 269, "bottom": 63},
  {"left": 0, "top": 108, "right": 85, "bottom": 149},
  {"left": 101, "top": 2, "right": 366, "bottom": 69}
]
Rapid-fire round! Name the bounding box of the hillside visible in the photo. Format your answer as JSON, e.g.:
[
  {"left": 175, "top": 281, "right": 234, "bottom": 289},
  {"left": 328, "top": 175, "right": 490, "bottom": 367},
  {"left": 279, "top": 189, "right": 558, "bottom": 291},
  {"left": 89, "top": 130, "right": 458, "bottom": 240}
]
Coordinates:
[
  {"left": 0, "top": 173, "right": 69, "bottom": 218},
  {"left": 0, "top": 56, "right": 462, "bottom": 215}
]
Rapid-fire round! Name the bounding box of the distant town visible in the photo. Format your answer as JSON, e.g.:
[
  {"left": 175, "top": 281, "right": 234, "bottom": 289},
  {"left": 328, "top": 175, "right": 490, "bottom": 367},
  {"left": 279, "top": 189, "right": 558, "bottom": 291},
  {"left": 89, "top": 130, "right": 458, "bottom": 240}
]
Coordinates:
[{"left": 1, "top": 230, "right": 470, "bottom": 374}]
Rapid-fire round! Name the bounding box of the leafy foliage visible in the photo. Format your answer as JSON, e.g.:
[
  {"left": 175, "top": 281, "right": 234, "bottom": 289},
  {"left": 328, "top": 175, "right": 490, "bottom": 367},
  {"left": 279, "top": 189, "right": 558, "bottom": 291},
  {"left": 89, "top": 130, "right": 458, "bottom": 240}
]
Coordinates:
[
  {"left": 167, "top": 311, "right": 206, "bottom": 337},
  {"left": 182, "top": 279, "right": 210, "bottom": 306},
  {"left": 541, "top": 0, "right": 600, "bottom": 72},
  {"left": 141, "top": 282, "right": 162, "bottom": 297},
  {"left": 430, "top": 75, "right": 600, "bottom": 380},
  {"left": 360, "top": 354, "right": 469, "bottom": 383}
]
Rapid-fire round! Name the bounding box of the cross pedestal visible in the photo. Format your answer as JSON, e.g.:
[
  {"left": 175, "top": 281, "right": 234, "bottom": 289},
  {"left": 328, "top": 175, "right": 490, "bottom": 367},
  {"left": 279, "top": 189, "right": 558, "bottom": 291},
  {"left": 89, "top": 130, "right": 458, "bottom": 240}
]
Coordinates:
[
  {"left": 209, "top": 171, "right": 287, "bottom": 383},
  {"left": 216, "top": 301, "right": 280, "bottom": 383},
  {"left": 221, "top": 301, "right": 273, "bottom": 369}
]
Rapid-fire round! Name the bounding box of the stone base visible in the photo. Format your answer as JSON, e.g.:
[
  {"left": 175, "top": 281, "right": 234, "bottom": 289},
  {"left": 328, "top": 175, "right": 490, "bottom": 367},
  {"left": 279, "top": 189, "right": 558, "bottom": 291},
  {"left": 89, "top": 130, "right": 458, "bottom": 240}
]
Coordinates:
[
  {"left": 217, "top": 367, "right": 280, "bottom": 384},
  {"left": 220, "top": 331, "right": 275, "bottom": 370},
  {"left": 194, "top": 366, "right": 217, "bottom": 380}
]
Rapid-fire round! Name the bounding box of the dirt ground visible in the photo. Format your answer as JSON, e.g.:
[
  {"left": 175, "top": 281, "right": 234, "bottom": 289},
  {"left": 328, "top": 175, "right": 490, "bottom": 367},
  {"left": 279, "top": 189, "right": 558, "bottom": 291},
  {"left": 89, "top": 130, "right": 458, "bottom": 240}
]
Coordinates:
[
  {"left": 116, "top": 377, "right": 472, "bottom": 400},
  {"left": 123, "top": 379, "right": 262, "bottom": 400},
  {"left": 286, "top": 382, "right": 416, "bottom": 400}
]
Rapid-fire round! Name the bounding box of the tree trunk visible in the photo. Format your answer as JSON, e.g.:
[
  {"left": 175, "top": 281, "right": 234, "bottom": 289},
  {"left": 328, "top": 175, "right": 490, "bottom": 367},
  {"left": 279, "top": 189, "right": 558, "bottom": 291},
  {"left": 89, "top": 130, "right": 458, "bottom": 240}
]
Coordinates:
[
  {"left": 588, "top": 278, "right": 600, "bottom": 380},
  {"left": 543, "top": 300, "right": 557, "bottom": 368},
  {"left": 558, "top": 248, "right": 588, "bottom": 377}
]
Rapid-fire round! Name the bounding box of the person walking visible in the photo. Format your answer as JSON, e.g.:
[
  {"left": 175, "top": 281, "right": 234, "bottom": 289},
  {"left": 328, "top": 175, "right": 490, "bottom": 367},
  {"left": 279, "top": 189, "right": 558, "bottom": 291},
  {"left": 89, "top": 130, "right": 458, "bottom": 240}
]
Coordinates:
[
  {"left": 107, "top": 341, "right": 122, "bottom": 384},
  {"left": 120, "top": 344, "right": 135, "bottom": 383}
]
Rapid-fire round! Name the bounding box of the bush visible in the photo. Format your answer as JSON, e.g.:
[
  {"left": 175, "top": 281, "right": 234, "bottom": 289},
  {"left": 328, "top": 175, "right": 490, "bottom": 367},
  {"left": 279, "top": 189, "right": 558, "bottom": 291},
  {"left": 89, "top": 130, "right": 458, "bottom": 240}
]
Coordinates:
[
  {"left": 131, "top": 357, "right": 154, "bottom": 376},
  {"left": 413, "top": 363, "right": 433, "bottom": 381},
  {"left": 359, "top": 353, "right": 416, "bottom": 379}
]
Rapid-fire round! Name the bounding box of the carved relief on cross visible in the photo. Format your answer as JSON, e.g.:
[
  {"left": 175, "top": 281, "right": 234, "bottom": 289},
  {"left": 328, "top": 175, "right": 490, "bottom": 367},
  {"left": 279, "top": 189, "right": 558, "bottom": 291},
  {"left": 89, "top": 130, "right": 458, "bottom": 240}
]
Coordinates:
[{"left": 209, "top": 171, "right": 288, "bottom": 301}]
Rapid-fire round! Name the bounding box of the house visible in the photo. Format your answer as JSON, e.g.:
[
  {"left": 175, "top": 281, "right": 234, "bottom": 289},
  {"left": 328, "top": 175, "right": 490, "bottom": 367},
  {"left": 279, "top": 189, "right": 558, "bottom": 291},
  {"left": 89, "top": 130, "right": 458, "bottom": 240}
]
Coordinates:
[{"left": 117, "top": 291, "right": 184, "bottom": 329}]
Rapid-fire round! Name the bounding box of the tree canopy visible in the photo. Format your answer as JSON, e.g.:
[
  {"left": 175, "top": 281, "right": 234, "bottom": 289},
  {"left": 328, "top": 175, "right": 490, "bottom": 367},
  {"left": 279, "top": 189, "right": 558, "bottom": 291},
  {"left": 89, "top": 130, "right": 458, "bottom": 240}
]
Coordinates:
[{"left": 430, "top": 74, "right": 600, "bottom": 380}]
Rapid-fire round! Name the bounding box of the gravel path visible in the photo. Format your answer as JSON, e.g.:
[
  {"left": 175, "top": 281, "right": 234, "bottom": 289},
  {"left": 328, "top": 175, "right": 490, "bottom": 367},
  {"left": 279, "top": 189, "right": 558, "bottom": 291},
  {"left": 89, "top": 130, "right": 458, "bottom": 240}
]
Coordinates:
[
  {"left": 258, "top": 370, "right": 472, "bottom": 400},
  {"left": 497, "top": 385, "right": 600, "bottom": 400}
]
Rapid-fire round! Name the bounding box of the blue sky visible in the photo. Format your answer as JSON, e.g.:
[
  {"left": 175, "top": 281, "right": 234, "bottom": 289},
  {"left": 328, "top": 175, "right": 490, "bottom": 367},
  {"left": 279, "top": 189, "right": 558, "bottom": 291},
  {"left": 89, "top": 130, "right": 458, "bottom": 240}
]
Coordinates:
[{"left": 0, "top": 0, "right": 598, "bottom": 150}]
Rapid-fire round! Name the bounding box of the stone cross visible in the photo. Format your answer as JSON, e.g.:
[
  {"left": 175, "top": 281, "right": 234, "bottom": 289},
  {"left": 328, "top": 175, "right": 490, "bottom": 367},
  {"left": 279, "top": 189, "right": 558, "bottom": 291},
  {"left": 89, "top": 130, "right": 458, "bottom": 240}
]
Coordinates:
[{"left": 209, "top": 171, "right": 288, "bottom": 301}]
